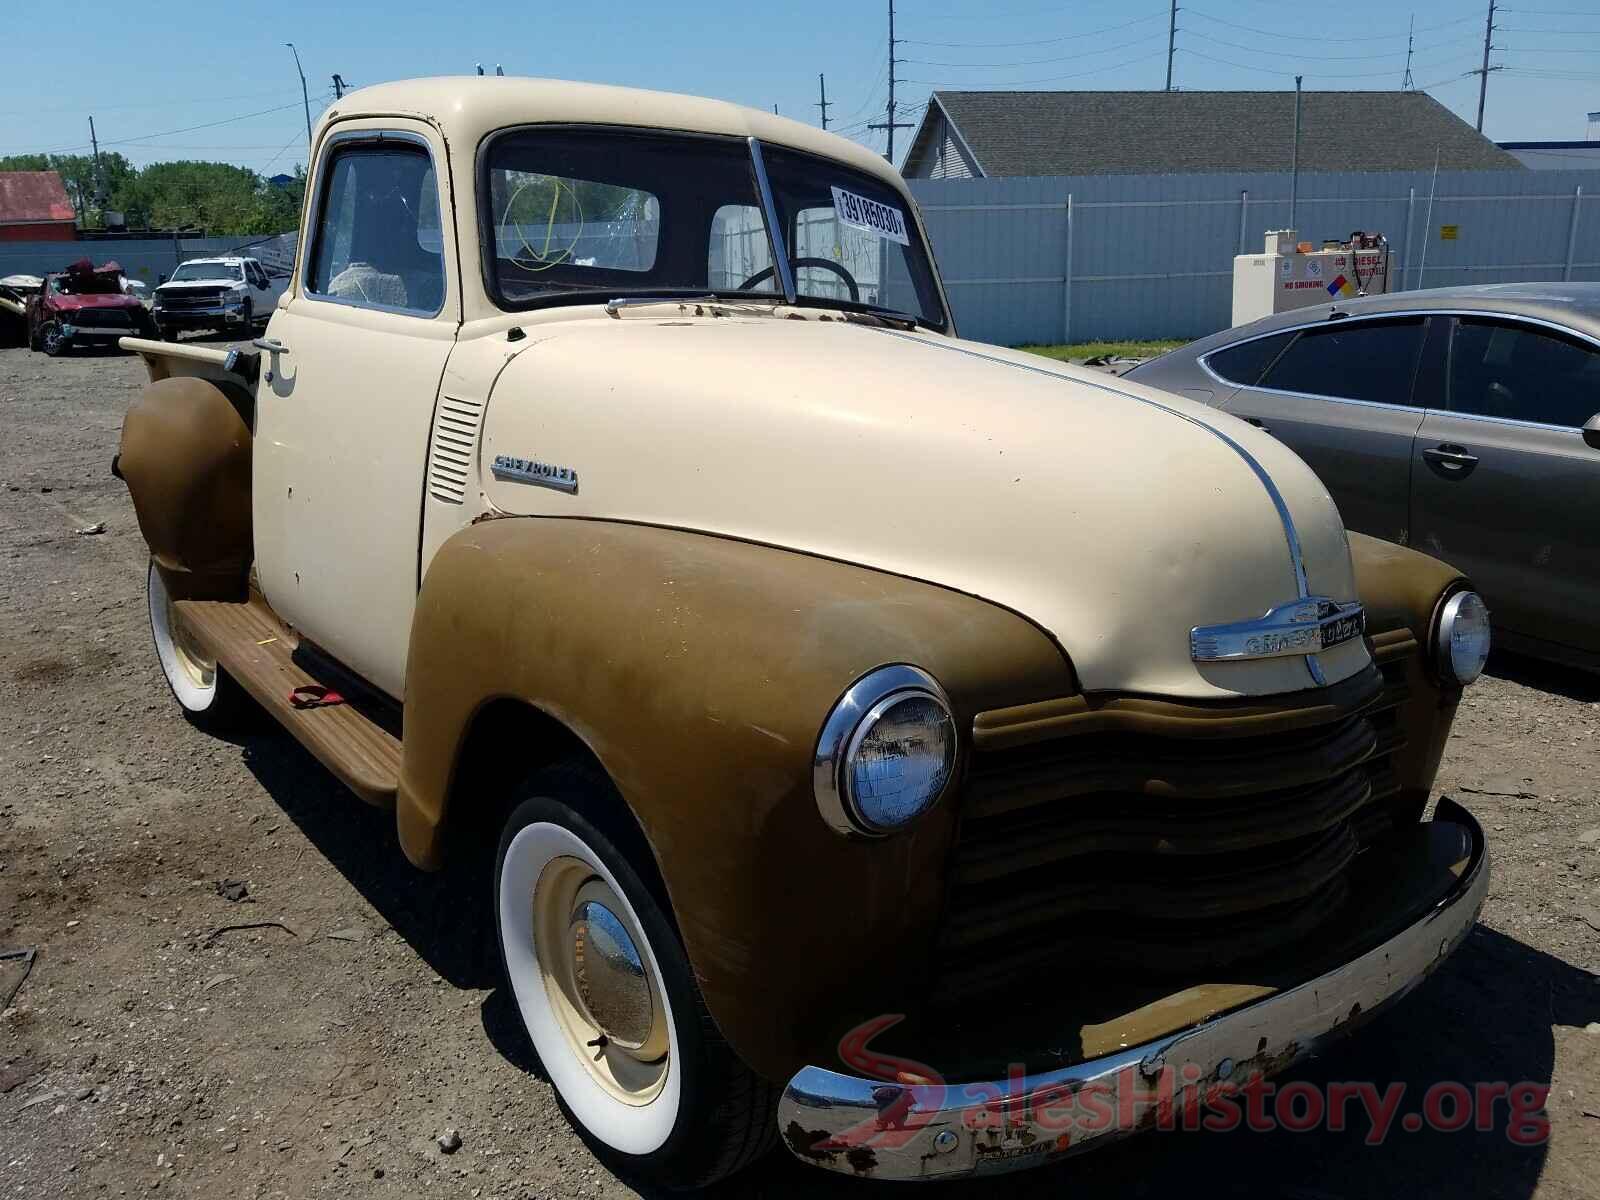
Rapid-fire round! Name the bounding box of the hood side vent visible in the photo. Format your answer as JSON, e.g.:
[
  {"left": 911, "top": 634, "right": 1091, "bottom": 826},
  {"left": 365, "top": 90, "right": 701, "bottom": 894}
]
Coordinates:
[{"left": 426, "top": 394, "right": 486, "bottom": 504}]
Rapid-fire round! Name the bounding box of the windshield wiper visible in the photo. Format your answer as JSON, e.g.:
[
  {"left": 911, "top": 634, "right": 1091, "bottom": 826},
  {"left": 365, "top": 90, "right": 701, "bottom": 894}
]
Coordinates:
[{"left": 603, "top": 291, "right": 783, "bottom": 315}]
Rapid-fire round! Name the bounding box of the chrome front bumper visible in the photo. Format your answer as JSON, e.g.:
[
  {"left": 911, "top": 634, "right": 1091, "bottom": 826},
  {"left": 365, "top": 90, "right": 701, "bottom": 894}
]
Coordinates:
[{"left": 778, "top": 799, "right": 1488, "bottom": 1181}]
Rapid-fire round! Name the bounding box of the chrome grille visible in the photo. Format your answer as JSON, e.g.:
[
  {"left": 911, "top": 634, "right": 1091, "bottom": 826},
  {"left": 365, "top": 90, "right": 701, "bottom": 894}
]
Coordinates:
[
  {"left": 158, "top": 288, "right": 225, "bottom": 310},
  {"left": 929, "top": 657, "right": 1412, "bottom": 1008}
]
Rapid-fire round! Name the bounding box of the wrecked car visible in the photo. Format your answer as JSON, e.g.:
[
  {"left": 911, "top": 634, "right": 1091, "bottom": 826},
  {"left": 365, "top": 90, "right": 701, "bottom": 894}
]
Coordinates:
[
  {"left": 28, "top": 258, "right": 156, "bottom": 355},
  {"left": 0, "top": 273, "right": 41, "bottom": 347},
  {"left": 113, "top": 76, "right": 1491, "bottom": 1187}
]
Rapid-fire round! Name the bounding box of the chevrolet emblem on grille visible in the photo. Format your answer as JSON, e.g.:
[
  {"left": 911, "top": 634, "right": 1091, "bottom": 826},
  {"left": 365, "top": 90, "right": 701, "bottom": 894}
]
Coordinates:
[{"left": 1191, "top": 597, "right": 1366, "bottom": 668}]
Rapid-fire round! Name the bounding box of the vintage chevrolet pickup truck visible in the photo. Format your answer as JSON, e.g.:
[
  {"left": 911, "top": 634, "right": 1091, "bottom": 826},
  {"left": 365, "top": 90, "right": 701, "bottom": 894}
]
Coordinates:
[{"left": 115, "top": 77, "right": 1492, "bottom": 1187}]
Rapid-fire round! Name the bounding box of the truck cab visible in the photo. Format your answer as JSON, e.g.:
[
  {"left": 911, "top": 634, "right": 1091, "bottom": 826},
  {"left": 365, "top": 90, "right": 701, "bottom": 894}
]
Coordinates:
[{"left": 114, "top": 77, "right": 1491, "bottom": 1188}]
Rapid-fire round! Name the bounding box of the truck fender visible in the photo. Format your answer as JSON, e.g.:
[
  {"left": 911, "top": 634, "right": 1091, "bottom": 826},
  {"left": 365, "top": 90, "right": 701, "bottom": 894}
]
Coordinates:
[
  {"left": 397, "top": 516, "right": 1074, "bottom": 1080},
  {"left": 1348, "top": 530, "right": 1470, "bottom": 823},
  {"left": 117, "top": 375, "right": 253, "bottom": 602}
]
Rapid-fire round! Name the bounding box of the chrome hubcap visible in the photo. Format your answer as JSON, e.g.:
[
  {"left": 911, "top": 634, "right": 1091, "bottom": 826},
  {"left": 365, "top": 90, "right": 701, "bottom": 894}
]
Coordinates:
[
  {"left": 531, "top": 858, "right": 669, "bottom": 1104},
  {"left": 570, "top": 899, "right": 653, "bottom": 1050}
]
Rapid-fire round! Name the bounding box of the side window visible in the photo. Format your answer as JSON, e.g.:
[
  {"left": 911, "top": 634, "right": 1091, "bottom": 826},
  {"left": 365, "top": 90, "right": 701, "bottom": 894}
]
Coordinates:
[
  {"left": 708, "top": 204, "right": 770, "bottom": 291},
  {"left": 306, "top": 141, "right": 446, "bottom": 315},
  {"left": 1448, "top": 318, "right": 1600, "bottom": 428},
  {"left": 247, "top": 262, "right": 267, "bottom": 289},
  {"left": 1205, "top": 332, "right": 1294, "bottom": 386},
  {"left": 1258, "top": 318, "right": 1426, "bottom": 405}
]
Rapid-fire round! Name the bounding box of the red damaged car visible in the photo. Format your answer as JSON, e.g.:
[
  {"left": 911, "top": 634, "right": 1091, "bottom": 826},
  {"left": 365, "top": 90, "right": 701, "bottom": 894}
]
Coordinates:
[{"left": 27, "top": 258, "right": 156, "bottom": 356}]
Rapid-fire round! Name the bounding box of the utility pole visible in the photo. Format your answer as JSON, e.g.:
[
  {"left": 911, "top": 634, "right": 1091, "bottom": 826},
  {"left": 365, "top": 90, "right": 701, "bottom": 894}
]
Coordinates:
[
  {"left": 816, "top": 73, "right": 831, "bottom": 130},
  {"left": 285, "top": 43, "right": 313, "bottom": 151},
  {"left": 1473, "top": 0, "right": 1500, "bottom": 133},
  {"left": 332, "top": 73, "right": 350, "bottom": 99},
  {"left": 1165, "top": 0, "right": 1179, "bottom": 91},
  {"left": 87, "top": 117, "right": 105, "bottom": 215},
  {"left": 1402, "top": 15, "right": 1415, "bottom": 90},
  {"left": 1289, "top": 75, "right": 1303, "bottom": 234},
  {"left": 868, "top": 0, "right": 912, "bottom": 163}
]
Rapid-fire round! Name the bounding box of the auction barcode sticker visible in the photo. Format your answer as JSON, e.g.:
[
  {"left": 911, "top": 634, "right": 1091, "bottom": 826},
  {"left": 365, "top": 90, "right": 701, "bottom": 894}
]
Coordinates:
[{"left": 831, "top": 186, "right": 910, "bottom": 246}]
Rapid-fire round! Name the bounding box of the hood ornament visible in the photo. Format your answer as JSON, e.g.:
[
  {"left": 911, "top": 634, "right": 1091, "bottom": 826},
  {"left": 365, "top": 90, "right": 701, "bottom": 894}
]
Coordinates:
[{"left": 1191, "top": 597, "right": 1365, "bottom": 685}]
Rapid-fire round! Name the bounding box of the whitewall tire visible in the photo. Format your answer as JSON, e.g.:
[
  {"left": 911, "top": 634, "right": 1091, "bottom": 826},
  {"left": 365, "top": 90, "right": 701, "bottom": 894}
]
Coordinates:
[
  {"left": 146, "top": 561, "right": 250, "bottom": 729},
  {"left": 493, "top": 767, "right": 778, "bottom": 1188}
]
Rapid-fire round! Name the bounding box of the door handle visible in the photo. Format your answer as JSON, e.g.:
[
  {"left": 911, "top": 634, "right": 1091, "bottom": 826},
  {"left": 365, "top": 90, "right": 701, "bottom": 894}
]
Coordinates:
[
  {"left": 1241, "top": 416, "right": 1272, "bottom": 435},
  {"left": 251, "top": 337, "right": 289, "bottom": 355},
  {"left": 1422, "top": 444, "right": 1478, "bottom": 477}
]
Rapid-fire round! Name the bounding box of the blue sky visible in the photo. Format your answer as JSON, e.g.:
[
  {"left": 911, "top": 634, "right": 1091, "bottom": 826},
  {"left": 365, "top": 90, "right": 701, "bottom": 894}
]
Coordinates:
[{"left": 4, "top": 0, "right": 1597, "bottom": 176}]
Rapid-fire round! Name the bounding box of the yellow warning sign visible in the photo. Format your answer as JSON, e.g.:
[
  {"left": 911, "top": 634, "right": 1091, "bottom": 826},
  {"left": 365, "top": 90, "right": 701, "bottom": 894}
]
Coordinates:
[{"left": 1440, "top": 225, "right": 1459, "bottom": 240}]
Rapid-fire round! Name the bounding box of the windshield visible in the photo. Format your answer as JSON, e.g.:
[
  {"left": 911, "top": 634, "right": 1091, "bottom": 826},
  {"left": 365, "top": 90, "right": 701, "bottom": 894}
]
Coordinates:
[
  {"left": 170, "top": 262, "right": 242, "bottom": 282},
  {"left": 482, "top": 128, "right": 945, "bottom": 329}
]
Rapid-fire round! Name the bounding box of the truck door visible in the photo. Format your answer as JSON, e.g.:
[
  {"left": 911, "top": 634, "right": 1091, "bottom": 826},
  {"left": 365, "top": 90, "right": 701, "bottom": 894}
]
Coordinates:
[{"left": 253, "top": 121, "right": 459, "bottom": 700}]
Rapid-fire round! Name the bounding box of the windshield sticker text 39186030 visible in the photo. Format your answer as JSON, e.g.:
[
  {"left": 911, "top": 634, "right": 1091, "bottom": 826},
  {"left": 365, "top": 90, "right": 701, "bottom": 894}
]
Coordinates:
[{"left": 830, "top": 186, "right": 910, "bottom": 246}]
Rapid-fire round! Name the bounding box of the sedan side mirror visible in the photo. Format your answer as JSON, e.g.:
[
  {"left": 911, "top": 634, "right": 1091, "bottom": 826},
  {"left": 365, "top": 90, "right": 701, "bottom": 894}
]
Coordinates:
[{"left": 1585, "top": 414, "right": 1600, "bottom": 451}]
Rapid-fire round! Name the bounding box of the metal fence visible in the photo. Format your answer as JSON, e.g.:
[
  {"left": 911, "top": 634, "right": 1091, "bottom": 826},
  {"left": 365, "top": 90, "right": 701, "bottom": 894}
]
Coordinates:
[
  {"left": 908, "top": 168, "right": 1600, "bottom": 346},
  {"left": 0, "top": 235, "right": 268, "bottom": 286}
]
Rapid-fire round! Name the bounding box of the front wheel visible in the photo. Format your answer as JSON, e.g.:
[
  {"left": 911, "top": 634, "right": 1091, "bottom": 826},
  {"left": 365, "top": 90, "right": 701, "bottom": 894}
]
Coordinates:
[
  {"left": 147, "top": 561, "right": 252, "bottom": 730},
  {"left": 495, "top": 767, "right": 777, "bottom": 1189},
  {"left": 40, "top": 322, "right": 68, "bottom": 356}
]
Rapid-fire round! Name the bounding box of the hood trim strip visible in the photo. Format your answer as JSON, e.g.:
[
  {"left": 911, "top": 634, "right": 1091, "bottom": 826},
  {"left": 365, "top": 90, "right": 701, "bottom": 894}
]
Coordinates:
[{"left": 871, "top": 331, "right": 1321, "bottom": 682}]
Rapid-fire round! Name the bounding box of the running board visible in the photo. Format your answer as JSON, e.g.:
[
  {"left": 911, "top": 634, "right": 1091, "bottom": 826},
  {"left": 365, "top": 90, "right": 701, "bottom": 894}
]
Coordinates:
[{"left": 173, "top": 596, "right": 402, "bottom": 807}]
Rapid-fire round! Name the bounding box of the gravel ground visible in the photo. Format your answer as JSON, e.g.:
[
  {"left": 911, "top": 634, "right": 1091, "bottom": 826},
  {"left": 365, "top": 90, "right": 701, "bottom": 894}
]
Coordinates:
[{"left": 1, "top": 342, "right": 1597, "bottom": 1199}]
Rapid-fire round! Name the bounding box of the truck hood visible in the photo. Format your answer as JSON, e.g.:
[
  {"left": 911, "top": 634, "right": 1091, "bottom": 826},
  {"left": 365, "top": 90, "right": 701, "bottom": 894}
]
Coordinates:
[
  {"left": 47, "top": 292, "right": 142, "bottom": 313},
  {"left": 157, "top": 280, "right": 237, "bottom": 292},
  {"left": 478, "top": 316, "right": 1368, "bottom": 699}
]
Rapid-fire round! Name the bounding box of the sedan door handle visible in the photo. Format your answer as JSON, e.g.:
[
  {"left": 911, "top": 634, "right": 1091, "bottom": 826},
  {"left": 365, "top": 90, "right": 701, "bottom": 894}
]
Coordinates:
[
  {"left": 251, "top": 337, "right": 288, "bottom": 355},
  {"left": 1241, "top": 416, "right": 1272, "bottom": 435},
  {"left": 1422, "top": 444, "right": 1479, "bottom": 478}
]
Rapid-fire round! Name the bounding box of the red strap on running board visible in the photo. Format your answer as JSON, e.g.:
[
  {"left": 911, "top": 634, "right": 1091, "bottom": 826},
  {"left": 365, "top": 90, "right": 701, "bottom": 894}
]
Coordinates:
[{"left": 289, "top": 684, "right": 345, "bottom": 709}]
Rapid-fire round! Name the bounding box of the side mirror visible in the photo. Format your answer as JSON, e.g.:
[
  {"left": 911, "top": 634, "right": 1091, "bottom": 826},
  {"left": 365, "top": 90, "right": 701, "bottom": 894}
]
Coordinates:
[{"left": 1584, "top": 414, "right": 1600, "bottom": 451}]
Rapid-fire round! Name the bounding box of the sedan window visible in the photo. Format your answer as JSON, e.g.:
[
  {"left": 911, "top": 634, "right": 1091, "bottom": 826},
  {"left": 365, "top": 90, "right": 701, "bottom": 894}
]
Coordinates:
[
  {"left": 1204, "top": 332, "right": 1294, "bottom": 386},
  {"left": 1257, "top": 318, "right": 1426, "bottom": 406},
  {"left": 1448, "top": 318, "right": 1600, "bottom": 428}
]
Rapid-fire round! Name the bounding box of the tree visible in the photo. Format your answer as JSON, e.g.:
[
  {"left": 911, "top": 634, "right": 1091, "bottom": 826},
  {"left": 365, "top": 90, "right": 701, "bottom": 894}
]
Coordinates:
[{"left": 0, "top": 151, "right": 135, "bottom": 224}]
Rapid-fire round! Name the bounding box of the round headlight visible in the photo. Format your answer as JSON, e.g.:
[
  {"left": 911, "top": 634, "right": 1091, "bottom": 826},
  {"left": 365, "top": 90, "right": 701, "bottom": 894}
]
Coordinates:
[
  {"left": 1435, "top": 590, "right": 1491, "bottom": 685},
  {"left": 814, "top": 665, "right": 957, "bottom": 836}
]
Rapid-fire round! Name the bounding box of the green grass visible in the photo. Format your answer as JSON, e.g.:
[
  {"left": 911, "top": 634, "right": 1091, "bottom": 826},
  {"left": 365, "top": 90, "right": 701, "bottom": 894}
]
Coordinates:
[{"left": 1019, "top": 339, "right": 1186, "bottom": 362}]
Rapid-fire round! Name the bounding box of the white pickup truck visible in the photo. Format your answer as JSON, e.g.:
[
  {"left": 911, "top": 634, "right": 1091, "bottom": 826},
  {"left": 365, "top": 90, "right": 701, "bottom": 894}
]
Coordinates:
[{"left": 151, "top": 255, "right": 285, "bottom": 339}]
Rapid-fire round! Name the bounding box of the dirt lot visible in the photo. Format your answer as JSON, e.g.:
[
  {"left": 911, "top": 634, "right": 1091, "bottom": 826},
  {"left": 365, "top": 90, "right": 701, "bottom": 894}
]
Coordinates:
[{"left": 1, "top": 343, "right": 1597, "bottom": 1199}]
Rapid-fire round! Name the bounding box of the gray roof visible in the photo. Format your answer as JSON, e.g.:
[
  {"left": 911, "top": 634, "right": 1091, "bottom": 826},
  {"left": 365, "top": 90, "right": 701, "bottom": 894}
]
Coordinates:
[{"left": 912, "top": 90, "right": 1524, "bottom": 177}]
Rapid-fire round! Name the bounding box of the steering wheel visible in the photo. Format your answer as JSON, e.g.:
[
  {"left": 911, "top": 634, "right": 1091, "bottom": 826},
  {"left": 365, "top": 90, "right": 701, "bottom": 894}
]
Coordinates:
[{"left": 739, "top": 257, "right": 859, "bottom": 303}]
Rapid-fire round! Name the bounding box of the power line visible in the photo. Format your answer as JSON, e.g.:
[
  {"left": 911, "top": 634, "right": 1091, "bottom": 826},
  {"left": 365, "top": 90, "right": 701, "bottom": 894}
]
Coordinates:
[
  {"left": 903, "top": 32, "right": 1167, "bottom": 68},
  {"left": 1185, "top": 7, "right": 1476, "bottom": 41},
  {"left": 901, "top": 48, "right": 1171, "bottom": 88},
  {"left": 1183, "top": 27, "right": 1478, "bottom": 61},
  {"left": 1174, "top": 46, "right": 1480, "bottom": 80},
  {"left": 903, "top": 10, "right": 1166, "bottom": 49},
  {"left": 11, "top": 97, "right": 330, "bottom": 157}
]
